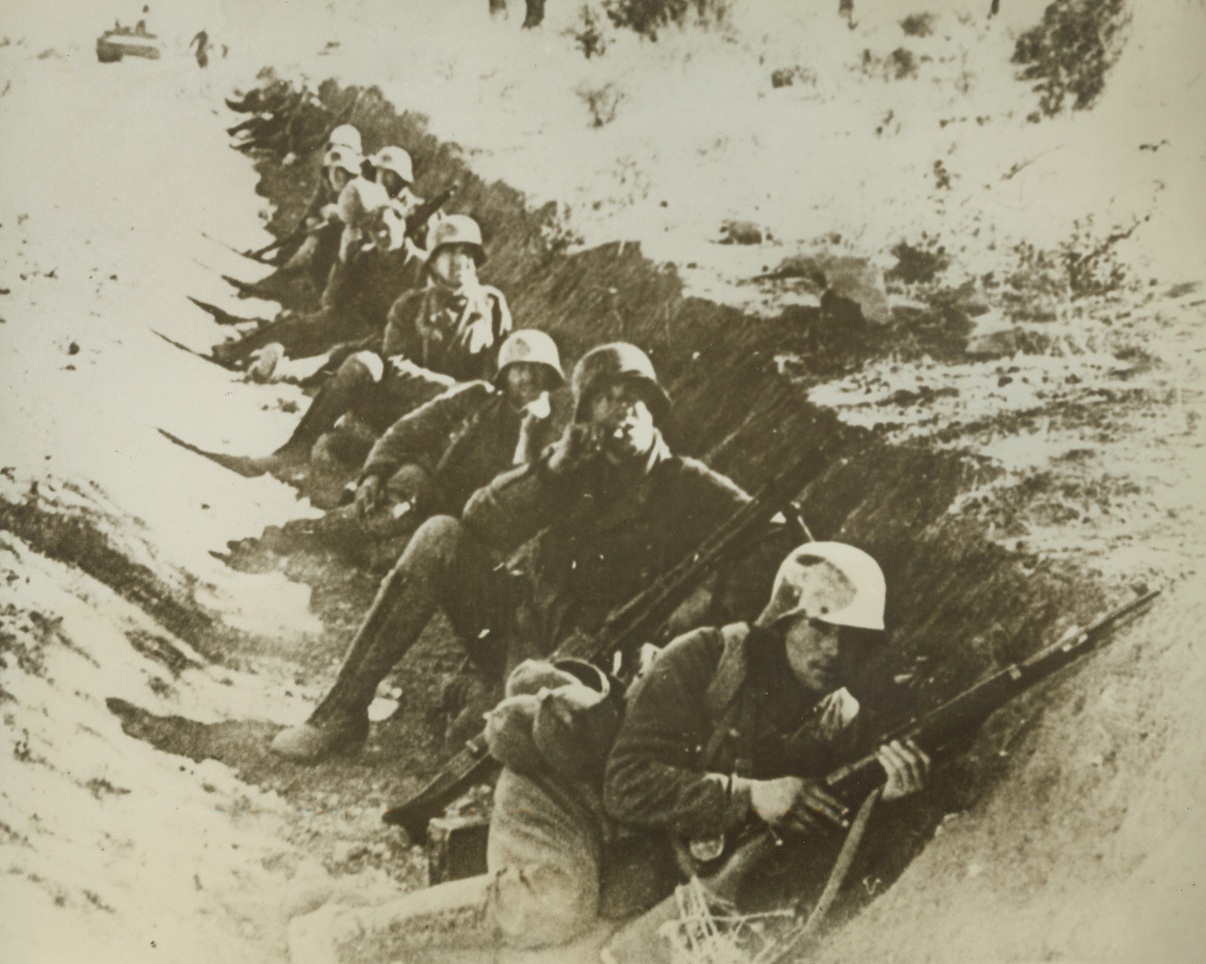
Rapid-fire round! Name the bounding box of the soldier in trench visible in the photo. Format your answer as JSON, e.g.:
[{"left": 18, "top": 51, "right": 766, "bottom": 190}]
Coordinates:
[
  {"left": 282, "top": 543, "right": 927, "bottom": 963},
  {"left": 223, "top": 184, "right": 427, "bottom": 388},
  {"left": 268, "top": 328, "right": 568, "bottom": 563},
  {"left": 269, "top": 341, "right": 786, "bottom": 763},
  {"left": 247, "top": 214, "right": 512, "bottom": 473},
  {"left": 267, "top": 142, "right": 366, "bottom": 288},
  {"left": 600, "top": 541, "right": 929, "bottom": 959}
]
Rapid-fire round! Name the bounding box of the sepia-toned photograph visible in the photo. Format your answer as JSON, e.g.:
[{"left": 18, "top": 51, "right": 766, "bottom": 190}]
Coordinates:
[{"left": 1, "top": 1, "right": 1203, "bottom": 961}]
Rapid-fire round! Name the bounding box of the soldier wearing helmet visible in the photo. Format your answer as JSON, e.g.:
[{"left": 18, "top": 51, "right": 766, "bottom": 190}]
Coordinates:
[
  {"left": 366, "top": 146, "right": 415, "bottom": 201},
  {"left": 602, "top": 542, "right": 928, "bottom": 945},
  {"left": 271, "top": 341, "right": 786, "bottom": 763},
  {"left": 291, "top": 330, "right": 569, "bottom": 560},
  {"left": 220, "top": 179, "right": 427, "bottom": 396},
  {"left": 325, "top": 123, "right": 363, "bottom": 156},
  {"left": 273, "top": 143, "right": 369, "bottom": 286}
]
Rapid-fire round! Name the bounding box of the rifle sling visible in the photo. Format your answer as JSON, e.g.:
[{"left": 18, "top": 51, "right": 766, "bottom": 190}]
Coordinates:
[{"left": 774, "top": 785, "right": 881, "bottom": 962}]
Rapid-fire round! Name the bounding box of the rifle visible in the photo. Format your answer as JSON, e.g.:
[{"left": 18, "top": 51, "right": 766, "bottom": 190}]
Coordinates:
[
  {"left": 405, "top": 182, "right": 459, "bottom": 241},
  {"left": 381, "top": 448, "right": 828, "bottom": 837},
  {"left": 625, "top": 589, "right": 1160, "bottom": 964}
]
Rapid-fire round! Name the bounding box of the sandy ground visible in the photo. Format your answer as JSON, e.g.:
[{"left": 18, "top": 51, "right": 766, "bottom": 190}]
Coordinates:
[{"left": 2, "top": 1, "right": 1205, "bottom": 962}]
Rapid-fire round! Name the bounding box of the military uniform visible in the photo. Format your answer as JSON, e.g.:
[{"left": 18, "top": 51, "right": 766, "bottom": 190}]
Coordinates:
[
  {"left": 604, "top": 623, "right": 864, "bottom": 841},
  {"left": 304, "top": 428, "right": 773, "bottom": 733},
  {"left": 602, "top": 621, "right": 869, "bottom": 940},
  {"left": 360, "top": 378, "right": 565, "bottom": 520},
  {"left": 332, "top": 280, "right": 514, "bottom": 434},
  {"left": 266, "top": 241, "right": 424, "bottom": 361}
]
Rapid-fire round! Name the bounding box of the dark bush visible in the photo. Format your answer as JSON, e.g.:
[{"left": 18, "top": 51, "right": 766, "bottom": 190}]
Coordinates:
[
  {"left": 887, "top": 238, "right": 951, "bottom": 285},
  {"left": 900, "top": 13, "right": 934, "bottom": 37},
  {"left": 603, "top": 0, "right": 730, "bottom": 40},
  {"left": 567, "top": 5, "right": 609, "bottom": 58},
  {"left": 1013, "top": 0, "right": 1131, "bottom": 117}
]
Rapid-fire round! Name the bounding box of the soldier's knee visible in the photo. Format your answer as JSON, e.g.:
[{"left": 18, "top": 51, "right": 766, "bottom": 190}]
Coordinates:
[
  {"left": 336, "top": 351, "right": 384, "bottom": 387},
  {"left": 398, "top": 515, "right": 463, "bottom": 572}
]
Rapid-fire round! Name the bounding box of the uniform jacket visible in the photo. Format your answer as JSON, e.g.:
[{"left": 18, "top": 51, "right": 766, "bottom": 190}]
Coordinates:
[
  {"left": 603, "top": 622, "right": 863, "bottom": 842},
  {"left": 381, "top": 282, "right": 512, "bottom": 382},
  {"left": 361, "top": 381, "right": 565, "bottom": 516},
  {"left": 461, "top": 432, "right": 768, "bottom": 652},
  {"left": 276, "top": 242, "right": 422, "bottom": 358}
]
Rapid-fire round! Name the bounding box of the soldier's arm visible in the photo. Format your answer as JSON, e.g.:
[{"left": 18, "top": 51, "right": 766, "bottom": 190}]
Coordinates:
[
  {"left": 459, "top": 458, "right": 561, "bottom": 555},
  {"left": 381, "top": 289, "right": 423, "bottom": 360},
  {"left": 603, "top": 628, "right": 754, "bottom": 841},
  {"left": 361, "top": 381, "right": 493, "bottom": 482}
]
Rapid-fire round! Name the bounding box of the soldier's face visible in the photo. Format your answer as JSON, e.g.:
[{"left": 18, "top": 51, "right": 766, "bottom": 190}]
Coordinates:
[
  {"left": 501, "top": 363, "right": 546, "bottom": 409},
  {"left": 783, "top": 615, "right": 844, "bottom": 694},
  {"left": 328, "top": 167, "right": 352, "bottom": 193},
  {"left": 588, "top": 380, "right": 656, "bottom": 463},
  {"left": 379, "top": 170, "right": 407, "bottom": 198},
  {"left": 373, "top": 211, "right": 406, "bottom": 251},
  {"left": 431, "top": 245, "right": 477, "bottom": 287}
]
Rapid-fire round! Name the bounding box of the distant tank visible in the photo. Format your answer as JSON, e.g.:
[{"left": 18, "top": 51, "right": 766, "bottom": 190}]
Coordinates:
[{"left": 95, "top": 25, "right": 163, "bottom": 63}]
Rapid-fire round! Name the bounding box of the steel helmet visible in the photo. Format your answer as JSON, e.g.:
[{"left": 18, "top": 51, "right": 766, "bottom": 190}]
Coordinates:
[
  {"left": 755, "top": 542, "right": 886, "bottom": 632},
  {"left": 322, "top": 146, "right": 362, "bottom": 177},
  {"left": 369, "top": 146, "right": 415, "bottom": 186},
  {"left": 494, "top": 329, "right": 565, "bottom": 388},
  {"left": 427, "top": 214, "right": 487, "bottom": 266},
  {"left": 570, "top": 342, "right": 670, "bottom": 424},
  {"left": 326, "top": 124, "right": 362, "bottom": 154}
]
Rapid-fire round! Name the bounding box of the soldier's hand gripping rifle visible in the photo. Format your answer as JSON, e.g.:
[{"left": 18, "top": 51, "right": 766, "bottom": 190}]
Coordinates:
[
  {"left": 633, "top": 589, "right": 1161, "bottom": 964},
  {"left": 381, "top": 449, "right": 825, "bottom": 838}
]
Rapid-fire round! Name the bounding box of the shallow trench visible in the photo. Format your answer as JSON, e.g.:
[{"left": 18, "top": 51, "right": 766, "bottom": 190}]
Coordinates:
[
  {"left": 2, "top": 74, "right": 1145, "bottom": 959},
  {"left": 192, "top": 78, "right": 1132, "bottom": 928}
]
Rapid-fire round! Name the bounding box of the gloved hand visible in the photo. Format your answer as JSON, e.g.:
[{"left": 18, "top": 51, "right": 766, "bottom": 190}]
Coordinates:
[{"left": 876, "top": 738, "right": 930, "bottom": 801}]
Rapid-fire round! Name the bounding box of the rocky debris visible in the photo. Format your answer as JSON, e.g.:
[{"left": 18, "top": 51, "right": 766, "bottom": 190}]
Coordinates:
[
  {"left": 719, "top": 219, "right": 767, "bottom": 245},
  {"left": 762, "top": 252, "right": 890, "bottom": 326}
]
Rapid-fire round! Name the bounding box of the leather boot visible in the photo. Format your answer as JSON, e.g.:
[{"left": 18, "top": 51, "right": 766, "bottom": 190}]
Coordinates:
[{"left": 270, "top": 556, "right": 440, "bottom": 763}]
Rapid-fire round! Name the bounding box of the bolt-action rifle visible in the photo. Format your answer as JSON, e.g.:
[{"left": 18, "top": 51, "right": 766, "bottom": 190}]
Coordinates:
[
  {"left": 607, "top": 588, "right": 1161, "bottom": 964},
  {"left": 381, "top": 448, "right": 828, "bottom": 838}
]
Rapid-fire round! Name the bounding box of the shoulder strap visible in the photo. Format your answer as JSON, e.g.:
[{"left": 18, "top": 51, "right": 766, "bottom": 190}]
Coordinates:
[{"left": 701, "top": 623, "right": 755, "bottom": 771}]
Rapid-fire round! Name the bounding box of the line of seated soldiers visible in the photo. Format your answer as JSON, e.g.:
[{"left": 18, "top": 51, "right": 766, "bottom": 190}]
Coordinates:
[{"left": 201, "top": 120, "right": 929, "bottom": 964}]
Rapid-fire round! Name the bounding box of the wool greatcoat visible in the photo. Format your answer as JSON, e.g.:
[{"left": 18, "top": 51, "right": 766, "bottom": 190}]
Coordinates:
[
  {"left": 359, "top": 379, "right": 566, "bottom": 518},
  {"left": 309, "top": 428, "right": 786, "bottom": 719}
]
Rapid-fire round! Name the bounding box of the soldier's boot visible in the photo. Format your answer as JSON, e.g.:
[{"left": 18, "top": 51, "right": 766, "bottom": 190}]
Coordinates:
[
  {"left": 270, "top": 520, "right": 457, "bottom": 762},
  {"left": 271, "top": 364, "right": 365, "bottom": 463},
  {"left": 286, "top": 876, "right": 494, "bottom": 964},
  {"left": 276, "top": 233, "right": 320, "bottom": 277}
]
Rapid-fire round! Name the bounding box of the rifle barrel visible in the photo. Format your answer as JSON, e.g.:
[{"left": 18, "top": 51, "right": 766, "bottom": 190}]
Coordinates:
[{"left": 827, "top": 589, "right": 1159, "bottom": 799}]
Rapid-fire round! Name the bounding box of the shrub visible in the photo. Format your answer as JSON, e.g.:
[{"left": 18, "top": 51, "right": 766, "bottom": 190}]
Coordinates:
[
  {"left": 770, "top": 65, "right": 818, "bottom": 89},
  {"left": 900, "top": 13, "right": 934, "bottom": 37},
  {"left": 886, "top": 237, "right": 951, "bottom": 285},
  {"left": 577, "top": 82, "right": 625, "bottom": 127},
  {"left": 1012, "top": 0, "right": 1131, "bottom": 117},
  {"left": 567, "top": 5, "right": 609, "bottom": 59},
  {"left": 603, "top": 0, "right": 731, "bottom": 40}
]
